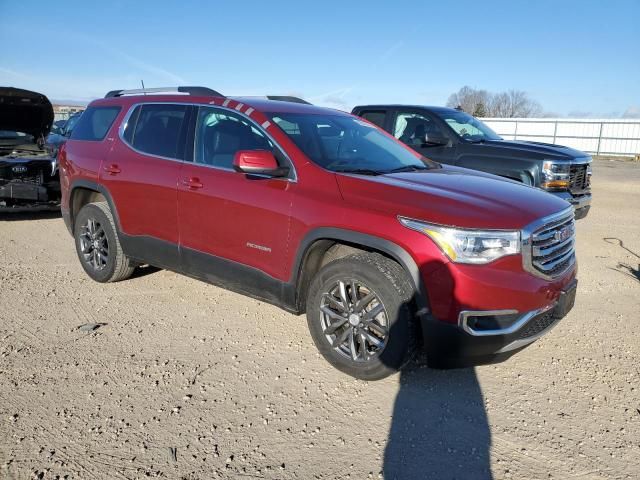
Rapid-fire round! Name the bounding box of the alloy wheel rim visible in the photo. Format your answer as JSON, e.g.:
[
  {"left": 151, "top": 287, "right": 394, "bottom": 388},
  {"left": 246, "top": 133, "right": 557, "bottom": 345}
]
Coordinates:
[
  {"left": 79, "top": 217, "right": 109, "bottom": 271},
  {"left": 320, "top": 279, "right": 388, "bottom": 362}
]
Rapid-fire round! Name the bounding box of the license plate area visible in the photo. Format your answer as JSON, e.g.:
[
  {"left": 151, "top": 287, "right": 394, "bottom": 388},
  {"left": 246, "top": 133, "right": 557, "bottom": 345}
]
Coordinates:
[{"left": 553, "top": 281, "right": 577, "bottom": 319}]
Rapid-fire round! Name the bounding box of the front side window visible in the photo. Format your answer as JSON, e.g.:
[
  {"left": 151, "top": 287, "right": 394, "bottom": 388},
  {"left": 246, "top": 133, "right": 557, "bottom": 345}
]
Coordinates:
[
  {"left": 194, "top": 106, "right": 273, "bottom": 169},
  {"left": 70, "top": 106, "right": 121, "bottom": 141},
  {"left": 129, "top": 104, "right": 188, "bottom": 159},
  {"left": 436, "top": 110, "right": 501, "bottom": 142},
  {"left": 393, "top": 112, "right": 443, "bottom": 146},
  {"left": 270, "top": 113, "right": 438, "bottom": 174}
]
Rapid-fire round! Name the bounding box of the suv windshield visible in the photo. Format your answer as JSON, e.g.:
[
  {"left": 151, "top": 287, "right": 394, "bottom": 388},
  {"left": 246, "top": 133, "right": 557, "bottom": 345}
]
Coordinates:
[
  {"left": 435, "top": 110, "right": 501, "bottom": 142},
  {"left": 270, "top": 113, "right": 438, "bottom": 174}
]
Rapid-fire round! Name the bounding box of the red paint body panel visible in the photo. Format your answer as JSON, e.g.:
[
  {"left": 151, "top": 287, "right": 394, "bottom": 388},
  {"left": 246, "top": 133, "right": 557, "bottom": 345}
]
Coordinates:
[
  {"left": 60, "top": 92, "right": 578, "bottom": 331},
  {"left": 102, "top": 138, "right": 180, "bottom": 243},
  {"left": 177, "top": 162, "right": 293, "bottom": 279}
]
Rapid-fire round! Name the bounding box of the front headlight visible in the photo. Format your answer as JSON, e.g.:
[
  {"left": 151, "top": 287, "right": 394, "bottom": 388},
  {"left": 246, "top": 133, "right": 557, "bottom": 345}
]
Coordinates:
[
  {"left": 541, "top": 161, "right": 570, "bottom": 189},
  {"left": 399, "top": 218, "right": 520, "bottom": 264}
]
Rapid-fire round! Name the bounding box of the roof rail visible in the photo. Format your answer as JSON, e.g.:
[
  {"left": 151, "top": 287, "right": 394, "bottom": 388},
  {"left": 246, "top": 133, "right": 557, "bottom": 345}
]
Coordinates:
[
  {"left": 266, "top": 95, "right": 311, "bottom": 105},
  {"left": 104, "top": 86, "right": 224, "bottom": 98}
]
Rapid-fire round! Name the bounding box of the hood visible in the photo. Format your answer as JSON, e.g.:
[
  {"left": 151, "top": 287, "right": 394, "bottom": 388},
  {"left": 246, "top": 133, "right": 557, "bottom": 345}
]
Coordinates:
[
  {"left": 336, "top": 165, "right": 570, "bottom": 230},
  {"left": 0, "top": 87, "right": 54, "bottom": 139},
  {"left": 477, "top": 139, "right": 588, "bottom": 161}
]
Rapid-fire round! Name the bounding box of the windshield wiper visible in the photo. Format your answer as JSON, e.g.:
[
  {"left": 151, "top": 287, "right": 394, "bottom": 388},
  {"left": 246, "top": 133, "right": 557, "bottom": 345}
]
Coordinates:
[
  {"left": 384, "top": 165, "right": 428, "bottom": 174},
  {"left": 333, "top": 168, "right": 383, "bottom": 176}
]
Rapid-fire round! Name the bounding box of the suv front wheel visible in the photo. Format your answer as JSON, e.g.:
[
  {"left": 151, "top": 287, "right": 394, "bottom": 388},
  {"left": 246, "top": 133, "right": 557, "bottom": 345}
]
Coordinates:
[
  {"left": 306, "top": 252, "right": 417, "bottom": 380},
  {"left": 74, "top": 202, "right": 135, "bottom": 283}
]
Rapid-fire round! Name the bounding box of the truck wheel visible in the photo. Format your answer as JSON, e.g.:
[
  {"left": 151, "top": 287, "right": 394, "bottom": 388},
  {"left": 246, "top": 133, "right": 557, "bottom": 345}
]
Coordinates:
[
  {"left": 74, "top": 202, "right": 135, "bottom": 283},
  {"left": 306, "top": 252, "right": 417, "bottom": 380}
]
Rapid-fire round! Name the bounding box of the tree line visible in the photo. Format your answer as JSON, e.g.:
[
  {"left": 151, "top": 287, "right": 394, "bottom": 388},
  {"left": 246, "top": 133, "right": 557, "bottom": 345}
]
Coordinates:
[{"left": 446, "top": 86, "right": 544, "bottom": 118}]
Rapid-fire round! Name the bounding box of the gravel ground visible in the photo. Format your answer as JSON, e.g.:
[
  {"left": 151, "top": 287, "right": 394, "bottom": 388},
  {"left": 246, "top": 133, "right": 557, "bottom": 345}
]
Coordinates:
[{"left": 1, "top": 159, "right": 639, "bottom": 480}]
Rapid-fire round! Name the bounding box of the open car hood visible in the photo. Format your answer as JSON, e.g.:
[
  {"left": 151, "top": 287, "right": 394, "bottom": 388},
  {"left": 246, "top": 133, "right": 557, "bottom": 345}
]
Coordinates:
[{"left": 0, "top": 87, "right": 54, "bottom": 139}]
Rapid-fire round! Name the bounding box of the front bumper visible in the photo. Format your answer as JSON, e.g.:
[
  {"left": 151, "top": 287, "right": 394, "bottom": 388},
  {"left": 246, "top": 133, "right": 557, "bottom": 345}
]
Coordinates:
[
  {"left": 0, "top": 181, "right": 60, "bottom": 210},
  {"left": 422, "top": 279, "right": 577, "bottom": 368},
  {"left": 552, "top": 191, "right": 591, "bottom": 218}
]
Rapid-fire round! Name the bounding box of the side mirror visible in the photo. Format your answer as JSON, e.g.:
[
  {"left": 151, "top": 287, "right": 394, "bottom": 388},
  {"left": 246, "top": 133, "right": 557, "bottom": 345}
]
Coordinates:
[
  {"left": 424, "top": 133, "right": 448, "bottom": 146},
  {"left": 233, "top": 150, "right": 289, "bottom": 177}
]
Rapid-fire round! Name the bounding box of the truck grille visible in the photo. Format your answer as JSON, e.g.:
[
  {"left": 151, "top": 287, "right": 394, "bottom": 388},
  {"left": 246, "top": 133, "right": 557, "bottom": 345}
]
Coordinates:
[
  {"left": 569, "top": 164, "right": 589, "bottom": 190},
  {"left": 524, "top": 209, "right": 576, "bottom": 279}
]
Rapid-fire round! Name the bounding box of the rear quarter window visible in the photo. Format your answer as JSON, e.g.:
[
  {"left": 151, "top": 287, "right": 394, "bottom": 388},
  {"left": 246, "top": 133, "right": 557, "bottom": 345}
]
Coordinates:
[
  {"left": 127, "top": 104, "right": 188, "bottom": 160},
  {"left": 70, "top": 106, "right": 121, "bottom": 141},
  {"left": 359, "top": 110, "right": 386, "bottom": 129}
]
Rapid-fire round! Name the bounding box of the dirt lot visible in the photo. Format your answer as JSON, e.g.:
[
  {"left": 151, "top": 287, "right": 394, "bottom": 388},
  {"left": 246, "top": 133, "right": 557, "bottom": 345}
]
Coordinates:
[{"left": 1, "top": 159, "right": 639, "bottom": 480}]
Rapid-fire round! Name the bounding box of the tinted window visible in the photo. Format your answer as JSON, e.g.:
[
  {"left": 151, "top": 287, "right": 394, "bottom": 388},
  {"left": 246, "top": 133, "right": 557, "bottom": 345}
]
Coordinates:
[
  {"left": 129, "top": 104, "right": 188, "bottom": 159},
  {"left": 359, "top": 110, "right": 386, "bottom": 129},
  {"left": 194, "top": 106, "right": 273, "bottom": 169},
  {"left": 63, "top": 113, "right": 82, "bottom": 137},
  {"left": 394, "top": 112, "right": 444, "bottom": 146},
  {"left": 70, "top": 106, "right": 120, "bottom": 141},
  {"left": 122, "top": 106, "right": 141, "bottom": 144}
]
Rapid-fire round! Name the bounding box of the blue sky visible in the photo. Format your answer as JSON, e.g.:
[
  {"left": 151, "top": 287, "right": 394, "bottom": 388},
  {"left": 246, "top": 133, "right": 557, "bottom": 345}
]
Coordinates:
[{"left": 1, "top": 0, "right": 638, "bottom": 116}]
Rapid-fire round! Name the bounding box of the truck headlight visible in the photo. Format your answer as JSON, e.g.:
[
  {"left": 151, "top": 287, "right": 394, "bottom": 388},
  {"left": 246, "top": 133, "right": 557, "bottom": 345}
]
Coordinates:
[
  {"left": 541, "top": 161, "right": 570, "bottom": 189},
  {"left": 399, "top": 218, "right": 520, "bottom": 264}
]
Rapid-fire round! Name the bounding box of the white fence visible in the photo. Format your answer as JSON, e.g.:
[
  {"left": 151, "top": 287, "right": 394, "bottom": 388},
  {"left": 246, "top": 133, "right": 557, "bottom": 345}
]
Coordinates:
[{"left": 481, "top": 118, "right": 640, "bottom": 157}]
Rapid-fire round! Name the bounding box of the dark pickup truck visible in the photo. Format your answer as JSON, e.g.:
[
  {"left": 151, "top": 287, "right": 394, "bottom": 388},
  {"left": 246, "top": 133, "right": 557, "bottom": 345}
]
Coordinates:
[{"left": 352, "top": 105, "right": 592, "bottom": 219}]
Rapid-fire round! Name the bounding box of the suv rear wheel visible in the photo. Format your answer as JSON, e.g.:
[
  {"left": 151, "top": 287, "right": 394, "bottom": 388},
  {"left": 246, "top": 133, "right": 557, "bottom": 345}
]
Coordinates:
[
  {"left": 306, "top": 252, "right": 417, "bottom": 380},
  {"left": 74, "top": 202, "right": 135, "bottom": 283}
]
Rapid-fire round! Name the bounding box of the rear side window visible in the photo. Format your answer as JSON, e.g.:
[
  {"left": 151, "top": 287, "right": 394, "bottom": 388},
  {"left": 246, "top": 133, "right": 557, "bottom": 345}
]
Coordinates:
[
  {"left": 70, "top": 106, "right": 121, "bottom": 141},
  {"left": 359, "top": 110, "right": 386, "bottom": 129},
  {"left": 128, "top": 104, "right": 188, "bottom": 159}
]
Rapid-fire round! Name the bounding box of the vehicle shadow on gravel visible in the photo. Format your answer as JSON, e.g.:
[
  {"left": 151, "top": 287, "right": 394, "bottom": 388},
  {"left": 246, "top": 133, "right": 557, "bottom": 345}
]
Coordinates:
[
  {"left": 383, "top": 356, "right": 492, "bottom": 480},
  {"left": 0, "top": 210, "right": 61, "bottom": 221},
  {"left": 129, "top": 264, "right": 163, "bottom": 280}
]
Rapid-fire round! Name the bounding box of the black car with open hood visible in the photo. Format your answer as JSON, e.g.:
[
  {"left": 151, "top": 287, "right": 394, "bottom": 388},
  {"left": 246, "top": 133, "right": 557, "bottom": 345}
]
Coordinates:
[{"left": 0, "top": 87, "right": 60, "bottom": 211}]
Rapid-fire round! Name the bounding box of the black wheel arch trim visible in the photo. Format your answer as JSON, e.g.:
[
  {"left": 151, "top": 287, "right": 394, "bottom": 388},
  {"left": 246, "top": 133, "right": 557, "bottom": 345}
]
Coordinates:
[
  {"left": 291, "top": 227, "right": 430, "bottom": 313},
  {"left": 68, "top": 179, "right": 123, "bottom": 233}
]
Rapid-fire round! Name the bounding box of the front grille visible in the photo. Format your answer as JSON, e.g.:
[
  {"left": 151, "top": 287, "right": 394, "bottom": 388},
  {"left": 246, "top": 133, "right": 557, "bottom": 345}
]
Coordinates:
[
  {"left": 10, "top": 170, "right": 44, "bottom": 185},
  {"left": 569, "top": 164, "right": 588, "bottom": 190},
  {"left": 518, "top": 310, "right": 557, "bottom": 339},
  {"left": 525, "top": 210, "right": 576, "bottom": 278}
]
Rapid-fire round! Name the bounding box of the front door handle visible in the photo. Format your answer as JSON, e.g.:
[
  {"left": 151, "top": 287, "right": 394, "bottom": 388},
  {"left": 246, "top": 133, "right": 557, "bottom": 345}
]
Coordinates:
[
  {"left": 182, "top": 177, "right": 204, "bottom": 189},
  {"left": 103, "top": 164, "right": 121, "bottom": 175}
]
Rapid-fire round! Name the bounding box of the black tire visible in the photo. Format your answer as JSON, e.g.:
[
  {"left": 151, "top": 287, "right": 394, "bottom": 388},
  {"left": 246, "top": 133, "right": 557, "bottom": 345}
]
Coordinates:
[
  {"left": 306, "top": 252, "right": 417, "bottom": 380},
  {"left": 74, "top": 202, "right": 135, "bottom": 283}
]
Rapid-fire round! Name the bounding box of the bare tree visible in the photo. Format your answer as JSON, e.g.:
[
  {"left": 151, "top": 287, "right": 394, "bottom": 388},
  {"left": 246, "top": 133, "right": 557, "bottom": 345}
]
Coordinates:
[
  {"left": 489, "top": 90, "right": 543, "bottom": 117},
  {"left": 448, "top": 86, "right": 544, "bottom": 117},
  {"left": 446, "top": 86, "right": 490, "bottom": 115}
]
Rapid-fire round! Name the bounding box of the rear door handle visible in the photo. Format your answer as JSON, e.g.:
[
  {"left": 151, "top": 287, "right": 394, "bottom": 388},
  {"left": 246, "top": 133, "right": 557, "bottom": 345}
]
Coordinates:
[
  {"left": 103, "top": 164, "right": 121, "bottom": 175},
  {"left": 182, "top": 177, "right": 204, "bottom": 189}
]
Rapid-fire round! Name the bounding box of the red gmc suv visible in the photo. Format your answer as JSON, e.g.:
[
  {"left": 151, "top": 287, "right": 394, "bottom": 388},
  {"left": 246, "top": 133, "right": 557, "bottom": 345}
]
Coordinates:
[{"left": 59, "top": 87, "right": 578, "bottom": 380}]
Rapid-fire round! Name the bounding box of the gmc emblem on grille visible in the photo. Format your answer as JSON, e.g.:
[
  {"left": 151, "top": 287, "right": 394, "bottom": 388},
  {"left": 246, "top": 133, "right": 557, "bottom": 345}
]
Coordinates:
[
  {"left": 554, "top": 226, "right": 572, "bottom": 242},
  {"left": 11, "top": 165, "right": 28, "bottom": 173}
]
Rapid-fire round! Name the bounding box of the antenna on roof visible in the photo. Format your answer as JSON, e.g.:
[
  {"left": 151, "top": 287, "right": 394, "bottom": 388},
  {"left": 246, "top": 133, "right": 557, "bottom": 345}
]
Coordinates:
[{"left": 141, "top": 80, "right": 146, "bottom": 95}]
